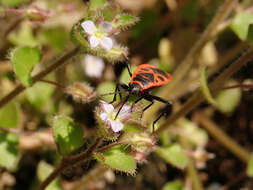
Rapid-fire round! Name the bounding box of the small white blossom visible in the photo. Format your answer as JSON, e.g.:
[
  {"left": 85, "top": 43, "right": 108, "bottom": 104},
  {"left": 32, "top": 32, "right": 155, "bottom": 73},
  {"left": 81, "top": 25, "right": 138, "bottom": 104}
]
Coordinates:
[
  {"left": 83, "top": 55, "right": 104, "bottom": 78},
  {"left": 99, "top": 100, "right": 131, "bottom": 133},
  {"left": 81, "top": 20, "right": 113, "bottom": 51}
]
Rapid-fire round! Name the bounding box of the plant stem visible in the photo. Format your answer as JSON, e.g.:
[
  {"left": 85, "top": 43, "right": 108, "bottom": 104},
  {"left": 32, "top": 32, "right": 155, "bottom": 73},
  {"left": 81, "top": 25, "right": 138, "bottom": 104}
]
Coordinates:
[
  {"left": 180, "top": 137, "right": 203, "bottom": 190},
  {"left": 96, "top": 141, "right": 128, "bottom": 152},
  {"left": 39, "top": 79, "right": 67, "bottom": 89},
  {"left": 155, "top": 47, "right": 253, "bottom": 135},
  {"left": 0, "top": 126, "right": 21, "bottom": 134},
  {"left": 144, "top": 0, "right": 237, "bottom": 123},
  {"left": 38, "top": 136, "right": 103, "bottom": 190},
  {"left": 162, "top": 0, "right": 237, "bottom": 93},
  {"left": 70, "top": 164, "right": 109, "bottom": 190},
  {"left": 222, "top": 84, "right": 253, "bottom": 90},
  {"left": 193, "top": 112, "right": 250, "bottom": 163},
  {"left": 0, "top": 46, "right": 80, "bottom": 109}
]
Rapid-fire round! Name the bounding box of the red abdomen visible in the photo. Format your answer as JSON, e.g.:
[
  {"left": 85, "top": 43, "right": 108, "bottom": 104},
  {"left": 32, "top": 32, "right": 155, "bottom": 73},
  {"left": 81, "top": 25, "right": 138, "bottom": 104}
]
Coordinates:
[{"left": 130, "top": 64, "right": 172, "bottom": 91}]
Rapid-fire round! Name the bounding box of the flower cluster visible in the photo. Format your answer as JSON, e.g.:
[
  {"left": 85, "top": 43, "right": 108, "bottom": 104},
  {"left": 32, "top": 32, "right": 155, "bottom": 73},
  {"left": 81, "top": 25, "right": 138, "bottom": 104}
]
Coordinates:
[
  {"left": 81, "top": 20, "right": 114, "bottom": 52},
  {"left": 99, "top": 100, "right": 131, "bottom": 133}
]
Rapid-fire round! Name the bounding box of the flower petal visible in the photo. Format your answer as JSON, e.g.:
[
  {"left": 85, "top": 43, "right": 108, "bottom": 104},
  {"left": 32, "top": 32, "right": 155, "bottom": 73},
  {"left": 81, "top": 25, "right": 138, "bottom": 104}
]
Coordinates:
[
  {"left": 84, "top": 55, "right": 104, "bottom": 78},
  {"left": 100, "top": 37, "right": 113, "bottom": 51},
  {"left": 81, "top": 20, "right": 96, "bottom": 35},
  {"left": 89, "top": 36, "right": 100, "bottom": 48},
  {"left": 111, "top": 121, "right": 124, "bottom": 132},
  {"left": 99, "top": 113, "right": 109, "bottom": 122},
  {"left": 100, "top": 100, "right": 114, "bottom": 113},
  {"left": 118, "top": 105, "right": 131, "bottom": 119},
  {"left": 100, "top": 21, "right": 113, "bottom": 33}
]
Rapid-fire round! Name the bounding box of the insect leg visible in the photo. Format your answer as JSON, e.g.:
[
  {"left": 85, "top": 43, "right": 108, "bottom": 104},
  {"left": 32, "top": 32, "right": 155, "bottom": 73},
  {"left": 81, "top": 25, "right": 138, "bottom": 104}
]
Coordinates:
[
  {"left": 131, "top": 97, "right": 143, "bottom": 112},
  {"left": 109, "top": 83, "right": 129, "bottom": 104},
  {"left": 114, "top": 95, "right": 130, "bottom": 120},
  {"left": 140, "top": 100, "right": 154, "bottom": 120},
  {"left": 109, "top": 83, "right": 120, "bottom": 104},
  {"left": 144, "top": 94, "right": 172, "bottom": 133},
  {"left": 125, "top": 62, "right": 132, "bottom": 77}
]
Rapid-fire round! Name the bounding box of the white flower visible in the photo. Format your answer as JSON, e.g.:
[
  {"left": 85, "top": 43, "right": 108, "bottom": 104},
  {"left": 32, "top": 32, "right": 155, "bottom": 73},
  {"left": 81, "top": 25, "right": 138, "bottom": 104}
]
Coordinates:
[
  {"left": 83, "top": 55, "right": 104, "bottom": 78},
  {"left": 99, "top": 100, "right": 131, "bottom": 133},
  {"left": 81, "top": 20, "right": 113, "bottom": 51}
]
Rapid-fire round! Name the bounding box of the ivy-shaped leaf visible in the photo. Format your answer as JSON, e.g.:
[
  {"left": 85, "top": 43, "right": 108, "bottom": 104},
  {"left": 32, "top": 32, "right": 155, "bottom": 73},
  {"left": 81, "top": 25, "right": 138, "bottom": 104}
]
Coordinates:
[
  {"left": 215, "top": 81, "right": 242, "bottom": 114},
  {"left": 11, "top": 47, "right": 41, "bottom": 86},
  {"left": 155, "top": 144, "right": 188, "bottom": 169},
  {"left": 52, "top": 116, "right": 84, "bottom": 155},
  {"left": 0, "top": 132, "right": 19, "bottom": 171},
  {"left": 94, "top": 145, "right": 136, "bottom": 174},
  {"left": 230, "top": 13, "right": 253, "bottom": 40},
  {"left": 0, "top": 102, "right": 19, "bottom": 128},
  {"left": 37, "top": 161, "right": 62, "bottom": 190},
  {"left": 25, "top": 81, "right": 55, "bottom": 111},
  {"left": 112, "top": 14, "right": 139, "bottom": 31}
]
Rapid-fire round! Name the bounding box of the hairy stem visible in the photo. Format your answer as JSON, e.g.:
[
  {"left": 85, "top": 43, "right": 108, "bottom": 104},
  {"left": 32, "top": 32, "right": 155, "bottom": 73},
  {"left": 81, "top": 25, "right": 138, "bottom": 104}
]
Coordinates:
[
  {"left": 0, "top": 46, "right": 80, "bottom": 108},
  {"left": 194, "top": 112, "right": 250, "bottom": 163},
  {"left": 38, "top": 136, "right": 103, "bottom": 190},
  {"left": 155, "top": 47, "right": 253, "bottom": 135},
  {"left": 144, "top": 0, "right": 237, "bottom": 123}
]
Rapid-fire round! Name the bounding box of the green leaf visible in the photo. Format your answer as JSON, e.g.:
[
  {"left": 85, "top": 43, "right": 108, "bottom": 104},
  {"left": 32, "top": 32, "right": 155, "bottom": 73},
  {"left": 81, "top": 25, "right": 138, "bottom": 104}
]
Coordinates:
[
  {"left": 0, "top": 102, "right": 19, "bottom": 128},
  {"left": 11, "top": 47, "right": 41, "bottom": 86},
  {"left": 37, "top": 161, "right": 62, "bottom": 190},
  {"left": 113, "top": 14, "right": 139, "bottom": 30},
  {"left": 97, "top": 81, "right": 118, "bottom": 103},
  {"left": 180, "top": 119, "right": 208, "bottom": 147},
  {"left": 201, "top": 68, "right": 217, "bottom": 106},
  {"left": 247, "top": 24, "right": 253, "bottom": 45},
  {"left": 39, "top": 27, "right": 68, "bottom": 52},
  {"left": 94, "top": 145, "right": 136, "bottom": 174},
  {"left": 215, "top": 81, "right": 242, "bottom": 113},
  {"left": 53, "top": 115, "right": 84, "bottom": 155},
  {"left": 155, "top": 144, "right": 188, "bottom": 169},
  {"left": 162, "top": 181, "right": 183, "bottom": 190},
  {"left": 0, "top": 0, "right": 27, "bottom": 7},
  {"left": 119, "top": 66, "right": 136, "bottom": 84},
  {"left": 89, "top": 0, "right": 106, "bottom": 11},
  {"left": 8, "top": 22, "right": 38, "bottom": 47},
  {"left": 247, "top": 153, "right": 253, "bottom": 177},
  {"left": 25, "top": 80, "right": 55, "bottom": 111},
  {"left": 230, "top": 13, "right": 253, "bottom": 40},
  {"left": 0, "top": 132, "right": 19, "bottom": 171}
]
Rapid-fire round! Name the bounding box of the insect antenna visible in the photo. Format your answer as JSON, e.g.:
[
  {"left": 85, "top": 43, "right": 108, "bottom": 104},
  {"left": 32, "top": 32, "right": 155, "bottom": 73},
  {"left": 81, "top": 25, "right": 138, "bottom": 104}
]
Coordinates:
[
  {"left": 99, "top": 92, "right": 121, "bottom": 97},
  {"left": 114, "top": 95, "right": 130, "bottom": 120}
]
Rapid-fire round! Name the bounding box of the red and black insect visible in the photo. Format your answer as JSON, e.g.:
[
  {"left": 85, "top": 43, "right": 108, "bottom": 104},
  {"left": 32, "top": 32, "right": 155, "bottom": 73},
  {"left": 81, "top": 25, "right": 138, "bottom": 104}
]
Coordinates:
[{"left": 110, "top": 63, "right": 173, "bottom": 132}]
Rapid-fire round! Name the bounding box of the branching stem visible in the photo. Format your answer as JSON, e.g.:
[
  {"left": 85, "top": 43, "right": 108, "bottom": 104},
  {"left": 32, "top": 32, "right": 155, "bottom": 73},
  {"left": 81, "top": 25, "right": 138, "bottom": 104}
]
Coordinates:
[{"left": 0, "top": 46, "right": 80, "bottom": 108}]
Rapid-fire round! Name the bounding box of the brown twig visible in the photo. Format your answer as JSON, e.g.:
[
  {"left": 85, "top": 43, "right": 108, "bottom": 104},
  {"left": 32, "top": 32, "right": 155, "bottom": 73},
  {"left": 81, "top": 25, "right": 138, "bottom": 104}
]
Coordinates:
[
  {"left": 0, "top": 46, "right": 80, "bottom": 109},
  {"left": 38, "top": 136, "right": 103, "bottom": 190},
  {"left": 144, "top": 0, "right": 238, "bottom": 123},
  {"left": 96, "top": 141, "right": 128, "bottom": 153},
  {"left": 155, "top": 47, "right": 253, "bottom": 135},
  {"left": 0, "top": 126, "right": 21, "bottom": 134},
  {"left": 193, "top": 112, "right": 250, "bottom": 163}
]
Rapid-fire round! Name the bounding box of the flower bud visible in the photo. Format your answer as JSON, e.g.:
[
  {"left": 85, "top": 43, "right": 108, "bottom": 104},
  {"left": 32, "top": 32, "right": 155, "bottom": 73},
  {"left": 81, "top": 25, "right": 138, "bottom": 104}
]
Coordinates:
[
  {"left": 65, "top": 82, "right": 96, "bottom": 103},
  {"left": 129, "top": 132, "right": 156, "bottom": 153},
  {"left": 25, "top": 6, "right": 51, "bottom": 22}
]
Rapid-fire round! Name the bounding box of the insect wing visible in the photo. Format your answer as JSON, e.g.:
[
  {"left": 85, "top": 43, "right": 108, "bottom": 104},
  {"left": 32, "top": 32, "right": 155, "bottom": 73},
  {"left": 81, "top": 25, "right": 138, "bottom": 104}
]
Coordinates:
[{"left": 131, "top": 64, "right": 172, "bottom": 90}]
